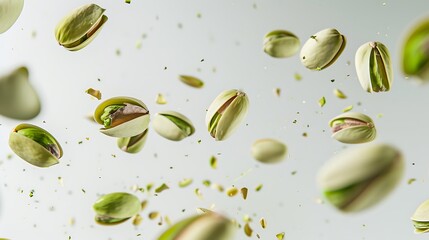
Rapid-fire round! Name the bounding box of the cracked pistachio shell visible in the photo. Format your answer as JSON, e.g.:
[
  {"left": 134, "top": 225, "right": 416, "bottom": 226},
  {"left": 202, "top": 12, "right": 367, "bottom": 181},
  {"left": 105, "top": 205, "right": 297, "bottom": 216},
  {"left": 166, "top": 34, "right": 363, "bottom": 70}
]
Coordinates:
[
  {"left": 205, "top": 89, "right": 249, "bottom": 141},
  {"left": 153, "top": 111, "right": 195, "bottom": 141},
  {"left": 251, "top": 138, "right": 287, "bottom": 163},
  {"left": 263, "top": 30, "right": 300, "bottom": 58},
  {"left": 317, "top": 143, "right": 404, "bottom": 212},
  {"left": 158, "top": 213, "right": 235, "bottom": 240},
  {"left": 355, "top": 42, "right": 393, "bottom": 93},
  {"left": 9, "top": 124, "right": 62, "bottom": 168},
  {"left": 93, "top": 192, "right": 141, "bottom": 225},
  {"left": 300, "top": 28, "right": 346, "bottom": 70},
  {"left": 94, "top": 96, "right": 150, "bottom": 138},
  {"left": 55, "top": 4, "right": 108, "bottom": 51},
  {"left": 0, "top": 0, "right": 24, "bottom": 34},
  {"left": 412, "top": 199, "right": 429, "bottom": 233},
  {"left": 0, "top": 67, "right": 41, "bottom": 120},
  {"left": 117, "top": 129, "right": 148, "bottom": 153},
  {"left": 329, "top": 112, "right": 376, "bottom": 144}
]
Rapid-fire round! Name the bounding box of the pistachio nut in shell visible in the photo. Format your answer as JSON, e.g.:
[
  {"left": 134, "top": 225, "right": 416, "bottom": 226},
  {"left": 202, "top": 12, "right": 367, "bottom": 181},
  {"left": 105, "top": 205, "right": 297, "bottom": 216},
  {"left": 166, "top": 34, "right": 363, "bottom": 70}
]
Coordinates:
[
  {"left": 158, "top": 212, "right": 235, "bottom": 240},
  {"left": 355, "top": 42, "right": 393, "bottom": 92},
  {"left": 55, "top": 4, "right": 108, "bottom": 51},
  {"left": 317, "top": 143, "right": 404, "bottom": 212},
  {"left": 263, "top": 30, "right": 300, "bottom": 58},
  {"left": 153, "top": 111, "right": 195, "bottom": 141},
  {"left": 251, "top": 138, "right": 287, "bottom": 163},
  {"left": 300, "top": 28, "right": 346, "bottom": 70},
  {"left": 329, "top": 112, "right": 376, "bottom": 144},
  {"left": 412, "top": 199, "right": 429, "bottom": 233},
  {"left": 94, "top": 96, "right": 150, "bottom": 138},
  {"left": 0, "top": 66, "right": 41, "bottom": 120},
  {"left": 0, "top": 0, "right": 24, "bottom": 34},
  {"left": 117, "top": 129, "right": 148, "bottom": 153},
  {"left": 205, "top": 89, "right": 249, "bottom": 141},
  {"left": 93, "top": 192, "right": 141, "bottom": 225},
  {"left": 179, "top": 75, "right": 204, "bottom": 88},
  {"left": 9, "top": 124, "right": 62, "bottom": 168}
]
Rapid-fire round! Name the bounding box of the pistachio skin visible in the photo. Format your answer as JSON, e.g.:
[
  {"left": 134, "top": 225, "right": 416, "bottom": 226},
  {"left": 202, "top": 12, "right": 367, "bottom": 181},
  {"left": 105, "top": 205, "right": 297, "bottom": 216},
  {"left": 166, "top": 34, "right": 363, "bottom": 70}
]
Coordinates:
[
  {"left": 329, "top": 112, "right": 376, "bottom": 144},
  {"left": 0, "top": 0, "right": 24, "bottom": 34},
  {"left": 263, "top": 30, "right": 300, "bottom": 58},
  {"left": 93, "top": 192, "right": 141, "bottom": 225},
  {"left": 251, "top": 138, "right": 287, "bottom": 163},
  {"left": 152, "top": 111, "right": 195, "bottom": 141},
  {"left": 412, "top": 199, "right": 429, "bottom": 233}
]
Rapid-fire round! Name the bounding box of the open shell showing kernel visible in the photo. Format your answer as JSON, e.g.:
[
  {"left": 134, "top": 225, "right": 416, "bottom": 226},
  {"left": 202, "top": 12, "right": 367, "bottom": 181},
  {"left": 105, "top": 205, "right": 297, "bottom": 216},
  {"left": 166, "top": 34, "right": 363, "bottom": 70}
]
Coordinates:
[{"left": 329, "top": 112, "right": 376, "bottom": 144}]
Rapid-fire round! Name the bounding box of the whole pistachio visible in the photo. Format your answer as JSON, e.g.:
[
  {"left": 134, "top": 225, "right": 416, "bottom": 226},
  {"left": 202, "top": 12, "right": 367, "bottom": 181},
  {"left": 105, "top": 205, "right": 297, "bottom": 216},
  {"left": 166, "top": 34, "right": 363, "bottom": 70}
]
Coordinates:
[
  {"left": 54, "top": 4, "right": 108, "bottom": 51},
  {"left": 206, "top": 89, "right": 249, "bottom": 141},
  {"left": 251, "top": 138, "right": 287, "bottom": 163},
  {"left": 300, "top": 28, "right": 346, "bottom": 70},
  {"left": 355, "top": 42, "right": 393, "bottom": 92},
  {"left": 93, "top": 192, "right": 141, "bottom": 225},
  {"left": 317, "top": 143, "right": 404, "bottom": 212},
  {"left": 329, "top": 112, "right": 376, "bottom": 144},
  {"left": 117, "top": 129, "right": 148, "bottom": 153},
  {"left": 9, "top": 124, "right": 62, "bottom": 167},
  {"left": 0, "top": 0, "right": 24, "bottom": 34},
  {"left": 263, "top": 30, "right": 300, "bottom": 58},
  {"left": 153, "top": 111, "right": 195, "bottom": 141},
  {"left": 411, "top": 199, "right": 429, "bottom": 233},
  {"left": 179, "top": 75, "right": 204, "bottom": 88}
]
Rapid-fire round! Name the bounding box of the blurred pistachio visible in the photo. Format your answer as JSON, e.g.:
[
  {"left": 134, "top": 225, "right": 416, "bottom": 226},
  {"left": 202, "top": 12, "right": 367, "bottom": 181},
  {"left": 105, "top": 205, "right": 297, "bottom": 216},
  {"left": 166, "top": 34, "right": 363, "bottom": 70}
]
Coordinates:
[
  {"left": 117, "top": 129, "right": 148, "bottom": 153},
  {"left": 9, "top": 124, "right": 62, "bottom": 167},
  {"left": 0, "top": 0, "right": 24, "bottom": 33},
  {"left": 251, "top": 138, "right": 287, "bottom": 163},
  {"left": 317, "top": 143, "right": 404, "bottom": 212},
  {"left": 179, "top": 75, "right": 204, "bottom": 88},
  {"left": 412, "top": 199, "right": 429, "bottom": 233},
  {"left": 300, "top": 28, "right": 346, "bottom": 70},
  {"left": 153, "top": 111, "right": 195, "bottom": 141},
  {"left": 355, "top": 42, "right": 393, "bottom": 92},
  {"left": 86, "top": 88, "right": 102, "bottom": 100},
  {"left": 263, "top": 30, "right": 300, "bottom": 58},
  {"left": 206, "top": 89, "right": 249, "bottom": 141},
  {"left": 333, "top": 88, "right": 347, "bottom": 99},
  {"left": 93, "top": 192, "right": 141, "bottom": 225},
  {"left": 54, "top": 4, "right": 108, "bottom": 51},
  {"left": 330, "top": 112, "right": 376, "bottom": 144}
]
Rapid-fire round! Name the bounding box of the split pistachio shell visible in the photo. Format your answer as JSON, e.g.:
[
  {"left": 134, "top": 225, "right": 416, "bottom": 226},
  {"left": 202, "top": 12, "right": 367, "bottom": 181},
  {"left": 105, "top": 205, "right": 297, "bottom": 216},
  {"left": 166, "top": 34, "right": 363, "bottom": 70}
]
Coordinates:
[
  {"left": 355, "top": 42, "right": 393, "bottom": 92},
  {"left": 317, "top": 143, "right": 404, "bottom": 212},
  {"left": 55, "top": 4, "right": 108, "bottom": 51},
  {"left": 412, "top": 199, "right": 429, "bottom": 233},
  {"left": 93, "top": 192, "right": 141, "bottom": 225},
  {"left": 0, "top": 0, "right": 24, "bottom": 33},
  {"left": 251, "top": 138, "right": 287, "bottom": 163},
  {"left": 263, "top": 30, "right": 300, "bottom": 58},
  {"left": 117, "top": 129, "right": 148, "bottom": 153},
  {"left": 158, "top": 213, "right": 235, "bottom": 240},
  {"left": 0, "top": 67, "right": 41, "bottom": 119},
  {"left": 179, "top": 75, "right": 204, "bottom": 88},
  {"left": 152, "top": 111, "right": 195, "bottom": 141},
  {"left": 329, "top": 112, "right": 376, "bottom": 144},
  {"left": 9, "top": 124, "right": 62, "bottom": 168},
  {"left": 300, "top": 28, "right": 346, "bottom": 70},
  {"left": 205, "top": 89, "right": 249, "bottom": 141}
]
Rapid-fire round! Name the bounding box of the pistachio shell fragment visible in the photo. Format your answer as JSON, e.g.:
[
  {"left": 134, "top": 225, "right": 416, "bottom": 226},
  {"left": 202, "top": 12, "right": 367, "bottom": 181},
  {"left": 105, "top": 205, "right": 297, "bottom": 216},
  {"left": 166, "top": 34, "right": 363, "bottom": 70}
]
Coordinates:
[
  {"left": 179, "top": 75, "right": 204, "bottom": 88},
  {"left": 355, "top": 42, "right": 393, "bottom": 92},
  {"left": 317, "top": 143, "right": 404, "bottom": 212},
  {"left": 263, "top": 30, "right": 300, "bottom": 58},
  {"left": 330, "top": 112, "right": 376, "bottom": 144},
  {"left": 85, "top": 88, "right": 102, "bottom": 100},
  {"left": 412, "top": 199, "right": 429, "bottom": 233},
  {"left": 152, "top": 111, "right": 195, "bottom": 141},
  {"left": 117, "top": 129, "right": 148, "bottom": 153},
  {"left": 0, "top": 0, "right": 24, "bottom": 33},
  {"left": 54, "top": 4, "right": 108, "bottom": 51},
  {"left": 251, "top": 138, "right": 287, "bottom": 163},
  {"left": 9, "top": 124, "right": 62, "bottom": 168},
  {"left": 93, "top": 192, "right": 141, "bottom": 225},
  {"left": 300, "top": 28, "right": 346, "bottom": 70}
]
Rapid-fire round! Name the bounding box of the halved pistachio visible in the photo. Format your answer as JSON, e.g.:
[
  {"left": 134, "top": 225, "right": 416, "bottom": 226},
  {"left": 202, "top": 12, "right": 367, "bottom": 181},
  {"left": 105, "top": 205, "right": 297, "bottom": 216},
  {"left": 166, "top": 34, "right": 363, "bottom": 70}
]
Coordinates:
[
  {"left": 300, "top": 28, "right": 346, "bottom": 70},
  {"left": 117, "top": 129, "right": 148, "bottom": 153},
  {"left": 205, "top": 89, "right": 249, "bottom": 141},
  {"left": 157, "top": 213, "right": 235, "bottom": 240},
  {"left": 0, "top": 0, "right": 24, "bottom": 34},
  {"left": 94, "top": 96, "right": 150, "bottom": 138},
  {"left": 263, "top": 30, "right": 300, "bottom": 58},
  {"left": 329, "top": 112, "right": 376, "bottom": 144},
  {"left": 9, "top": 124, "right": 62, "bottom": 168},
  {"left": 317, "top": 143, "right": 404, "bottom": 212},
  {"left": 251, "top": 138, "right": 287, "bottom": 163},
  {"left": 93, "top": 192, "right": 141, "bottom": 225},
  {"left": 54, "top": 4, "right": 108, "bottom": 51},
  {"left": 412, "top": 199, "right": 429, "bottom": 233},
  {"left": 0, "top": 67, "right": 41, "bottom": 120},
  {"left": 153, "top": 111, "right": 195, "bottom": 141},
  {"left": 179, "top": 75, "right": 204, "bottom": 88},
  {"left": 355, "top": 42, "right": 393, "bottom": 92}
]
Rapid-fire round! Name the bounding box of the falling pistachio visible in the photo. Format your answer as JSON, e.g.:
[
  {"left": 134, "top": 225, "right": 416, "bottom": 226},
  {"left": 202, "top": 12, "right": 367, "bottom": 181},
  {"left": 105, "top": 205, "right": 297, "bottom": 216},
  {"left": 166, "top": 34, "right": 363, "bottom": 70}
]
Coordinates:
[
  {"left": 117, "top": 129, "right": 148, "bottom": 153},
  {"left": 179, "top": 75, "right": 204, "bottom": 88},
  {"left": 333, "top": 89, "right": 347, "bottom": 99},
  {"left": 330, "top": 112, "right": 376, "bottom": 144},
  {"left": 93, "top": 192, "right": 141, "bottom": 225},
  {"left": 0, "top": 0, "right": 24, "bottom": 34},
  {"left": 318, "top": 96, "right": 326, "bottom": 107},
  {"left": 251, "top": 138, "right": 287, "bottom": 163},
  {"left": 411, "top": 199, "right": 429, "bottom": 233},
  {"left": 152, "top": 111, "right": 195, "bottom": 141},
  {"left": 263, "top": 30, "right": 300, "bottom": 58},
  {"left": 85, "top": 88, "right": 102, "bottom": 100}
]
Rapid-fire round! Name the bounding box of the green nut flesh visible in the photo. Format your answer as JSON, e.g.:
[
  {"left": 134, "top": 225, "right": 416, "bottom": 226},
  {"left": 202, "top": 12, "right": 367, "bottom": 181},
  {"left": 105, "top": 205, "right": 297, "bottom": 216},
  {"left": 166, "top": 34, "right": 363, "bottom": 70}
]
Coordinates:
[
  {"left": 117, "top": 129, "right": 148, "bottom": 153},
  {"left": 0, "top": 0, "right": 24, "bottom": 34},
  {"left": 179, "top": 75, "right": 204, "bottom": 88},
  {"left": 152, "top": 111, "right": 195, "bottom": 141},
  {"left": 251, "top": 138, "right": 287, "bottom": 163},
  {"left": 9, "top": 124, "right": 62, "bottom": 168},
  {"left": 263, "top": 30, "right": 300, "bottom": 58},
  {"left": 412, "top": 199, "right": 429, "bottom": 233},
  {"left": 93, "top": 192, "right": 141, "bottom": 225},
  {"left": 329, "top": 112, "right": 376, "bottom": 144}
]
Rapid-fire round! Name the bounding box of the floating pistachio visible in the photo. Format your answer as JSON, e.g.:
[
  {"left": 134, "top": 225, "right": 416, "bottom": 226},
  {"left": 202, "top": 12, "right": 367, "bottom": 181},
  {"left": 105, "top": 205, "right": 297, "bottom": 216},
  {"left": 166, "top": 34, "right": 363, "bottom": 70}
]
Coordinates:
[
  {"left": 411, "top": 199, "right": 429, "bottom": 233},
  {"left": 9, "top": 124, "right": 62, "bottom": 167},
  {"left": 355, "top": 42, "right": 393, "bottom": 92},
  {"left": 117, "top": 129, "right": 148, "bottom": 153},
  {"left": 179, "top": 75, "right": 204, "bottom": 88},
  {"left": 54, "top": 4, "right": 108, "bottom": 51},
  {"left": 251, "top": 138, "right": 287, "bottom": 163},
  {"left": 0, "top": 0, "right": 24, "bottom": 34},
  {"left": 152, "top": 111, "right": 195, "bottom": 141},
  {"left": 85, "top": 88, "right": 102, "bottom": 100},
  {"left": 317, "top": 143, "right": 404, "bottom": 212},
  {"left": 0, "top": 67, "right": 41, "bottom": 119},
  {"left": 333, "top": 88, "right": 347, "bottom": 99},
  {"left": 330, "top": 112, "right": 376, "bottom": 144},
  {"left": 263, "top": 30, "right": 300, "bottom": 58},
  {"left": 93, "top": 192, "right": 141, "bottom": 225},
  {"left": 300, "top": 28, "right": 346, "bottom": 70},
  {"left": 206, "top": 89, "right": 249, "bottom": 141}
]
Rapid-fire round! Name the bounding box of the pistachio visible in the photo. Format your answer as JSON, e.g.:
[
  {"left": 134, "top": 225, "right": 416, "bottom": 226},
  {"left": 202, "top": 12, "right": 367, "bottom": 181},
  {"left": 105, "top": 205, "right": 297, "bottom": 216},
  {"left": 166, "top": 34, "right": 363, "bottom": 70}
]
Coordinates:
[
  {"left": 54, "top": 4, "right": 108, "bottom": 51},
  {"left": 300, "top": 28, "right": 346, "bottom": 70},
  {"left": 251, "top": 138, "right": 287, "bottom": 163},
  {"left": 117, "top": 129, "right": 148, "bottom": 153},
  {"left": 0, "top": 0, "right": 24, "bottom": 33},
  {"left": 263, "top": 30, "right": 300, "bottom": 58},
  {"left": 329, "top": 112, "right": 376, "bottom": 144},
  {"left": 412, "top": 199, "right": 429, "bottom": 233},
  {"left": 317, "top": 143, "right": 404, "bottom": 212},
  {"left": 206, "top": 89, "right": 249, "bottom": 141},
  {"left": 9, "top": 124, "right": 62, "bottom": 167},
  {"left": 179, "top": 75, "right": 204, "bottom": 88},
  {"left": 355, "top": 42, "right": 393, "bottom": 92},
  {"left": 152, "top": 111, "right": 195, "bottom": 141},
  {"left": 93, "top": 192, "right": 141, "bottom": 225}
]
